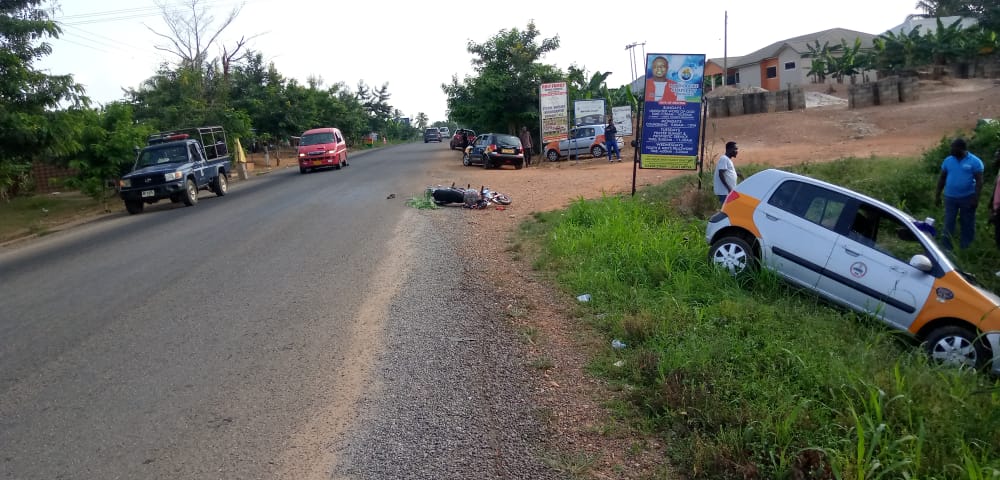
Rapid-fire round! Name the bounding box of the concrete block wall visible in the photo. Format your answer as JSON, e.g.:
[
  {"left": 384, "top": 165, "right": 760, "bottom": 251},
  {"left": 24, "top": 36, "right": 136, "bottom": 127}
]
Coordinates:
[
  {"left": 763, "top": 91, "right": 777, "bottom": 113},
  {"left": 726, "top": 95, "right": 744, "bottom": 116},
  {"left": 742, "top": 93, "right": 760, "bottom": 114},
  {"left": 788, "top": 87, "right": 806, "bottom": 110},
  {"left": 898, "top": 76, "right": 920, "bottom": 102},
  {"left": 875, "top": 77, "right": 900, "bottom": 106},
  {"left": 708, "top": 97, "right": 729, "bottom": 118},
  {"left": 848, "top": 83, "right": 876, "bottom": 109},
  {"left": 773, "top": 89, "right": 790, "bottom": 112}
]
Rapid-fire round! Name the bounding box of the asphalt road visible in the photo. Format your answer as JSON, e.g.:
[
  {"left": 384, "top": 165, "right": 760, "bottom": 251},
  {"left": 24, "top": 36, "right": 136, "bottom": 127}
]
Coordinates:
[{"left": 0, "top": 141, "right": 523, "bottom": 479}]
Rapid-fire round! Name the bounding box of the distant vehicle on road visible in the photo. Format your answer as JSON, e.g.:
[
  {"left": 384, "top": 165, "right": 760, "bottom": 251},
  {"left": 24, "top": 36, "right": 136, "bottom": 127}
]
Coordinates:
[
  {"left": 424, "top": 128, "right": 442, "bottom": 143},
  {"left": 439, "top": 126, "right": 450, "bottom": 138},
  {"left": 297, "top": 127, "right": 349, "bottom": 174}
]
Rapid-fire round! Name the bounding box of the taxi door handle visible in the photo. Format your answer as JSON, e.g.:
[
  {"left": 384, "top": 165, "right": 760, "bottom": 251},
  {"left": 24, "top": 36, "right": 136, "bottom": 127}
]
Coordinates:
[
  {"left": 843, "top": 248, "right": 861, "bottom": 257},
  {"left": 765, "top": 213, "right": 778, "bottom": 221}
]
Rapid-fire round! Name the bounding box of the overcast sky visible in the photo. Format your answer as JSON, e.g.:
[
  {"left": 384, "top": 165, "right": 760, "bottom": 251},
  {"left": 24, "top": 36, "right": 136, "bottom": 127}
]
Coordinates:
[{"left": 38, "top": 0, "right": 920, "bottom": 124}]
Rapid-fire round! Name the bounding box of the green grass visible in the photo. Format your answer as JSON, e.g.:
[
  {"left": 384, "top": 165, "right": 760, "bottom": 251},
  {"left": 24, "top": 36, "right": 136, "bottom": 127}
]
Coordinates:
[
  {"left": 0, "top": 192, "right": 111, "bottom": 243},
  {"left": 523, "top": 157, "right": 1000, "bottom": 478}
]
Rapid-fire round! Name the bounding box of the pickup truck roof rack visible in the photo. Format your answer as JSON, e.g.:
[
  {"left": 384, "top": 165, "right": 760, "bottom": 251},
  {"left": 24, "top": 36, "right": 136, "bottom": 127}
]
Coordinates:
[{"left": 146, "top": 126, "right": 229, "bottom": 159}]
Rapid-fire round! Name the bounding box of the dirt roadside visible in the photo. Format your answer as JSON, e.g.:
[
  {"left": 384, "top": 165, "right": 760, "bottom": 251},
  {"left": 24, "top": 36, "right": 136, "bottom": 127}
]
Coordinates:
[{"left": 424, "top": 78, "right": 1000, "bottom": 478}]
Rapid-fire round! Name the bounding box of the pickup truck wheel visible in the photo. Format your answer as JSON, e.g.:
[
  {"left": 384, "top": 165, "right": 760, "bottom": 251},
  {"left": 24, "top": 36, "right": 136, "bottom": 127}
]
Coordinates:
[
  {"left": 299, "top": 167, "right": 307, "bottom": 174},
  {"left": 124, "top": 199, "right": 144, "bottom": 215},
  {"left": 482, "top": 155, "right": 490, "bottom": 169},
  {"left": 182, "top": 178, "right": 199, "bottom": 206},
  {"left": 546, "top": 150, "right": 559, "bottom": 162},
  {"left": 212, "top": 174, "right": 228, "bottom": 196}
]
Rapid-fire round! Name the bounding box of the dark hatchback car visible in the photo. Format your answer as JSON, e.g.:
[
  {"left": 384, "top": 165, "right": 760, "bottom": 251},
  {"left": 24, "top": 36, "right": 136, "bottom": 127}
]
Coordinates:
[
  {"left": 462, "top": 133, "right": 524, "bottom": 169},
  {"left": 424, "top": 128, "right": 442, "bottom": 143}
]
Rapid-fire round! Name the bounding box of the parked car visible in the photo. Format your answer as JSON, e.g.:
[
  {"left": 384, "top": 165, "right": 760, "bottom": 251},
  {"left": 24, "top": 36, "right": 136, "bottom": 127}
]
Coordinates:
[
  {"left": 450, "top": 129, "right": 477, "bottom": 150},
  {"left": 298, "top": 127, "right": 349, "bottom": 174},
  {"left": 705, "top": 168, "right": 1000, "bottom": 373},
  {"left": 462, "top": 133, "right": 524, "bottom": 169},
  {"left": 543, "top": 125, "right": 617, "bottom": 161},
  {"left": 439, "top": 126, "right": 450, "bottom": 138},
  {"left": 118, "top": 126, "right": 231, "bottom": 215},
  {"left": 424, "top": 128, "right": 442, "bottom": 143}
]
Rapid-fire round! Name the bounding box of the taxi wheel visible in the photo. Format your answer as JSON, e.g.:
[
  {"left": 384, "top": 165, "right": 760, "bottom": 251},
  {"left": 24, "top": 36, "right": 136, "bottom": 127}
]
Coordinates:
[
  {"left": 709, "top": 236, "right": 757, "bottom": 276},
  {"left": 924, "top": 325, "right": 989, "bottom": 370},
  {"left": 463, "top": 153, "right": 471, "bottom": 166},
  {"left": 591, "top": 145, "right": 605, "bottom": 158},
  {"left": 546, "top": 150, "right": 559, "bottom": 162}
]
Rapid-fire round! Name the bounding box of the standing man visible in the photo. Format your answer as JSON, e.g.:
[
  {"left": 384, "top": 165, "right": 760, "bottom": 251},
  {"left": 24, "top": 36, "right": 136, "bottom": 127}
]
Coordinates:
[
  {"left": 935, "top": 138, "right": 984, "bottom": 250},
  {"left": 519, "top": 126, "right": 534, "bottom": 166},
  {"left": 605, "top": 118, "right": 620, "bottom": 162},
  {"left": 988, "top": 149, "right": 1000, "bottom": 249},
  {"left": 713, "top": 141, "right": 739, "bottom": 205}
]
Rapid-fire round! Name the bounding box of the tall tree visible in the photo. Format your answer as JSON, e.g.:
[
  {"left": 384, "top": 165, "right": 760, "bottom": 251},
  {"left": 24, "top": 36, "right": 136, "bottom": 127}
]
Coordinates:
[
  {"left": 0, "top": 0, "right": 87, "bottom": 200},
  {"left": 147, "top": 0, "right": 244, "bottom": 70},
  {"left": 443, "top": 21, "right": 562, "bottom": 134}
]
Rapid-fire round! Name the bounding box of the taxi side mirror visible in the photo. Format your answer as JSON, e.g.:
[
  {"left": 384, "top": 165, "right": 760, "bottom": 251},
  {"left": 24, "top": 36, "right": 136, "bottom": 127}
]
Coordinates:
[{"left": 909, "top": 254, "right": 933, "bottom": 272}]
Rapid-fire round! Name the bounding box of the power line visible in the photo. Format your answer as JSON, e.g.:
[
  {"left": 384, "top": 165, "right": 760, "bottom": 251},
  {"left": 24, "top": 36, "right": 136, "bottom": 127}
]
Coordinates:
[{"left": 55, "top": 0, "right": 255, "bottom": 26}]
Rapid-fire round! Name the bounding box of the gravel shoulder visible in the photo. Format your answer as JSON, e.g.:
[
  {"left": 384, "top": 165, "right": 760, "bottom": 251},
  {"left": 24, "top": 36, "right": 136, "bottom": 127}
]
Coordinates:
[{"left": 327, "top": 208, "right": 568, "bottom": 479}]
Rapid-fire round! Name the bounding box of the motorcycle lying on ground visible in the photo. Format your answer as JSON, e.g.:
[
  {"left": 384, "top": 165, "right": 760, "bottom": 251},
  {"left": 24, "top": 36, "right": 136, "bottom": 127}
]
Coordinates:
[{"left": 426, "top": 183, "right": 512, "bottom": 209}]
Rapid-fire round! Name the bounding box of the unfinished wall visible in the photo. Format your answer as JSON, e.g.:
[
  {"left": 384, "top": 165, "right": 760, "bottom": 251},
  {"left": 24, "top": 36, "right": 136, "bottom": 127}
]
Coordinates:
[
  {"left": 898, "top": 76, "right": 920, "bottom": 102},
  {"left": 726, "top": 95, "right": 744, "bottom": 116},
  {"left": 788, "top": 86, "right": 806, "bottom": 110},
  {"left": 848, "top": 83, "right": 876, "bottom": 109},
  {"left": 708, "top": 97, "right": 729, "bottom": 118},
  {"left": 875, "top": 77, "right": 900, "bottom": 106}
]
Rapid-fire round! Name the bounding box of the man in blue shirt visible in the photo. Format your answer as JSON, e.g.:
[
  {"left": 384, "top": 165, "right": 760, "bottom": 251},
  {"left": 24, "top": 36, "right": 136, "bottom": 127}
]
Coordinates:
[{"left": 935, "top": 138, "right": 984, "bottom": 249}]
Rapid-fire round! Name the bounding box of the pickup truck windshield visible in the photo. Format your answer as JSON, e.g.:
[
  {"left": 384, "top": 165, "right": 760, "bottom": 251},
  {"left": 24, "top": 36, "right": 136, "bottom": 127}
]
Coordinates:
[{"left": 137, "top": 145, "right": 189, "bottom": 168}]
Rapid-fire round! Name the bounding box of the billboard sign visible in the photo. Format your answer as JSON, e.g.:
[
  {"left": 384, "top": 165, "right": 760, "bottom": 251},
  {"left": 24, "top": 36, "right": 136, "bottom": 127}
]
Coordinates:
[
  {"left": 573, "top": 99, "right": 606, "bottom": 127},
  {"left": 540, "top": 82, "right": 569, "bottom": 144},
  {"left": 611, "top": 105, "right": 633, "bottom": 136},
  {"left": 639, "top": 53, "right": 706, "bottom": 170}
]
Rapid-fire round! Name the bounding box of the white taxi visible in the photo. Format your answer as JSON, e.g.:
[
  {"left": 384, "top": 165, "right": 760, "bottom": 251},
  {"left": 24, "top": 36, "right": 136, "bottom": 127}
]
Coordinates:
[{"left": 706, "top": 169, "right": 1000, "bottom": 373}]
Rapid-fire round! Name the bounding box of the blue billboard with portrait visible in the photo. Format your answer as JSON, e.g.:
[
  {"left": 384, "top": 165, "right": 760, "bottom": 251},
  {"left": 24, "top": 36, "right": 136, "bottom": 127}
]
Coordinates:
[{"left": 640, "top": 53, "right": 705, "bottom": 170}]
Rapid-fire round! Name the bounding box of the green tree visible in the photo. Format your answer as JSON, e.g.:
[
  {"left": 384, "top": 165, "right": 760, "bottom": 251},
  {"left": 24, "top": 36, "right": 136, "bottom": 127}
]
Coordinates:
[
  {"left": 61, "top": 103, "right": 152, "bottom": 207},
  {"left": 801, "top": 40, "right": 843, "bottom": 83},
  {"left": 443, "top": 21, "right": 563, "bottom": 135},
  {"left": 0, "top": 0, "right": 87, "bottom": 200},
  {"left": 414, "top": 112, "right": 429, "bottom": 130},
  {"left": 567, "top": 65, "right": 612, "bottom": 100}
]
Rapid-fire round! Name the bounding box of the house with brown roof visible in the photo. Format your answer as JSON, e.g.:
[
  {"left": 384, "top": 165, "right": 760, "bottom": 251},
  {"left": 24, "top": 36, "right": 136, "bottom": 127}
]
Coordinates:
[{"left": 705, "top": 27, "right": 879, "bottom": 91}]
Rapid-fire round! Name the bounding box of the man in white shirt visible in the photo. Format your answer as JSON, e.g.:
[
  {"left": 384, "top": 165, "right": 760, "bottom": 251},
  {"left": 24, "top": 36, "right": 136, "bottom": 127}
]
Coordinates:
[{"left": 713, "top": 141, "right": 739, "bottom": 205}]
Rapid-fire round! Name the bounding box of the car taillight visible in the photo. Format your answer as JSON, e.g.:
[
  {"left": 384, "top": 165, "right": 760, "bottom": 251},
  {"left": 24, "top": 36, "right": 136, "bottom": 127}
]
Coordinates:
[
  {"left": 489, "top": 144, "right": 497, "bottom": 152},
  {"left": 725, "top": 191, "right": 740, "bottom": 204}
]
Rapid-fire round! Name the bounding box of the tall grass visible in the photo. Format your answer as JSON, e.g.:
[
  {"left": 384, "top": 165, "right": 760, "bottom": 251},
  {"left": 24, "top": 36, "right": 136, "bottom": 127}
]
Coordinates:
[{"left": 526, "top": 159, "right": 1000, "bottom": 478}]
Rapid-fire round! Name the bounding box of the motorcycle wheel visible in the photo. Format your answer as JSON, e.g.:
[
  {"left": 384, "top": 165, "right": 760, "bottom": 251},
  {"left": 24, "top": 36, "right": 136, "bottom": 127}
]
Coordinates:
[{"left": 492, "top": 193, "right": 512, "bottom": 205}]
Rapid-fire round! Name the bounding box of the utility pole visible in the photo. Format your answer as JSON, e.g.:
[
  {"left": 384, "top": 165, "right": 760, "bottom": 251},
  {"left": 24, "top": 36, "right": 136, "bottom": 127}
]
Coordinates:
[
  {"left": 723, "top": 11, "right": 728, "bottom": 86},
  {"left": 625, "top": 41, "right": 646, "bottom": 82}
]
